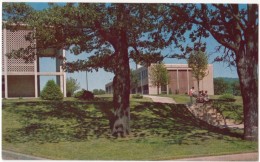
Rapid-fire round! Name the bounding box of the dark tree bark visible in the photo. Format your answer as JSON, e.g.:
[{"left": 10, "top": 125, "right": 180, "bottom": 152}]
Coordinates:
[
  {"left": 111, "top": 28, "right": 131, "bottom": 137},
  {"left": 236, "top": 49, "right": 258, "bottom": 141},
  {"left": 235, "top": 5, "right": 258, "bottom": 140},
  {"left": 235, "top": 4, "right": 258, "bottom": 141}
]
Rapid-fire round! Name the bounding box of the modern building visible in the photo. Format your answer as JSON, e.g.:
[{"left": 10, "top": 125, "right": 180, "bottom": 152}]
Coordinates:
[
  {"left": 2, "top": 25, "right": 66, "bottom": 98},
  {"left": 105, "top": 64, "right": 214, "bottom": 95}
]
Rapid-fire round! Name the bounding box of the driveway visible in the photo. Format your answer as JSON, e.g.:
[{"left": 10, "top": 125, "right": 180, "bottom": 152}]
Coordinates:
[
  {"left": 2, "top": 150, "right": 47, "bottom": 160},
  {"left": 3, "top": 149, "right": 257, "bottom": 161},
  {"left": 177, "top": 152, "right": 258, "bottom": 161}
]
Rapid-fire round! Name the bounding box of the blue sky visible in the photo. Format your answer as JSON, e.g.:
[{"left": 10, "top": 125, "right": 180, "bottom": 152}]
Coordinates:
[{"left": 28, "top": 2, "right": 238, "bottom": 91}]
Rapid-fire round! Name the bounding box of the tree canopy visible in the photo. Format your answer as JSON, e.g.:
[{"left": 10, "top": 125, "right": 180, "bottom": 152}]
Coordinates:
[{"left": 3, "top": 3, "right": 164, "bottom": 71}]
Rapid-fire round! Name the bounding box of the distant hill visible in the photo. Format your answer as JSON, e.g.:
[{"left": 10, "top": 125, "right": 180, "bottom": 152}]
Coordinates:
[{"left": 214, "top": 77, "right": 239, "bottom": 83}]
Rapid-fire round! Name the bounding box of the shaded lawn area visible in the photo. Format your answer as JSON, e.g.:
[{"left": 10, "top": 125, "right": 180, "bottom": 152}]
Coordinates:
[{"left": 2, "top": 99, "right": 257, "bottom": 160}]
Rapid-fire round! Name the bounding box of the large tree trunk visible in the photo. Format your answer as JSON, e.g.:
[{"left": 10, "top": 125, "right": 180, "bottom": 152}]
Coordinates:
[
  {"left": 235, "top": 4, "right": 258, "bottom": 141},
  {"left": 111, "top": 29, "right": 131, "bottom": 137},
  {"left": 236, "top": 42, "right": 258, "bottom": 141}
]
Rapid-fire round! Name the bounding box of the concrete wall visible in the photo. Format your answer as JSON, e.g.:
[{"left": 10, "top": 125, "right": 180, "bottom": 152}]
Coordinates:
[
  {"left": 148, "top": 64, "right": 214, "bottom": 95},
  {"left": 7, "top": 75, "right": 35, "bottom": 97},
  {"left": 167, "top": 70, "right": 194, "bottom": 94},
  {"left": 105, "top": 82, "right": 113, "bottom": 94},
  {"left": 193, "top": 64, "right": 214, "bottom": 95}
]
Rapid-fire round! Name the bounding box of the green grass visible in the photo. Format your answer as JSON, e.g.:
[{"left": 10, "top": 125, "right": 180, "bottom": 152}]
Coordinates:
[
  {"left": 155, "top": 94, "right": 190, "bottom": 104},
  {"left": 172, "top": 94, "right": 190, "bottom": 104},
  {"left": 158, "top": 94, "right": 244, "bottom": 122},
  {"left": 2, "top": 98, "right": 257, "bottom": 160}
]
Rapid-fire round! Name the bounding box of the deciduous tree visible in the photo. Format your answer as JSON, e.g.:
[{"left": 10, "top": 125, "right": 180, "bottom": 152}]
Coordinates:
[
  {"left": 149, "top": 63, "right": 169, "bottom": 95},
  {"left": 214, "top": 78, "right": 229, "bottom": 95},
  {"left": 161, "top": 4, "right": 258, "bottom": 140},
  {"left": 130, "top": 69, "right": 139, "bottom": 94},
  {"left": 66, "top": 77, "right": 80, "bottom": 97},
  {"left": 3, "top": 3, "right": 164, "bottom": 137},
  {"left": 187, "top": 50, "right": 208, "bottom": 92}
]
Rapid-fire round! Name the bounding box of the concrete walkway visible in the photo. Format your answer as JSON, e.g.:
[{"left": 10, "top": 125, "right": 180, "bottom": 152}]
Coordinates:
[
  {"left": 177, "top": 152, "right": 258, "bottom": 161},
  {"left": 2, "top": 150, "right": 47, "bottom": 160},
  {"left": 144, "top": 95, "right": 176, "bottom": 104}
]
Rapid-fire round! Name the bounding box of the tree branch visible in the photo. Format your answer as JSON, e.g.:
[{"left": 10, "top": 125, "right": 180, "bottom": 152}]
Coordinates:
[{"left": 190, "top": 4, "right": 238, "bottom": 52}]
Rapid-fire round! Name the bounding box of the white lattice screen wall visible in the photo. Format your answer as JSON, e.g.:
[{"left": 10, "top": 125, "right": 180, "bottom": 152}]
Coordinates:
[
  {"left": 6, "top": 30, "right": 35, "bottom": 72},
  {"left": 2, "top": 31, "right": 4, "bottom": 72}
]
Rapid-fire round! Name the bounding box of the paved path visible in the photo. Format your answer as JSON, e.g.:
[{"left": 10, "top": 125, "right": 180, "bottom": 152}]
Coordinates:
[
  {"left": 2, "top": 150, "right": 47, "bottom": 160},
  {"left": 144, "top": 95, "right": 176, "bottom": 104},
  {"left": 177, "top": 152, "right": 258, "bottom": 161}
]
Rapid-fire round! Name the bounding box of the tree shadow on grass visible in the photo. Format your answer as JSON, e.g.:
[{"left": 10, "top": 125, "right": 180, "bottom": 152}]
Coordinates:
[
  {"left": 3, "top": 101, "right": 243, "bottom": 144},
  {"left": 3, "top": 101, "right": 114, "bottom": 143},
  {"left": 131, "top": 102, "right": 243, "bottom": 144}
]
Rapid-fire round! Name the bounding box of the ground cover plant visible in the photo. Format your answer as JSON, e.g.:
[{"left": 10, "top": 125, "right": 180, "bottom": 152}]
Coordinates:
[{"left": 2, "top": 98, "right": 257, "bottom": 160}]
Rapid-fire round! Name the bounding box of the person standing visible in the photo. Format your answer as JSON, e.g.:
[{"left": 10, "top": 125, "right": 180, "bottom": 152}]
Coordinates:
[{"left": 189, "top": 87, "right": 195, "bottom": 105}]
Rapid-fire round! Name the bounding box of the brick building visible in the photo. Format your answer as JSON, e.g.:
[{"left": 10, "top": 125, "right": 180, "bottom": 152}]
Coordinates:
[
  {"left": 2, "top": 25, "right": 66, "bottom": 98},
  {"left": 105, "top": 64, "right": 214, "bottom": 95}
]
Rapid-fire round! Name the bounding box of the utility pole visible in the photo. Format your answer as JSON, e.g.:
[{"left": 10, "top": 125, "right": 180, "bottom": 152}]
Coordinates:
[{"left": 86, "top": 71, "right": 88, "bottom": 90}]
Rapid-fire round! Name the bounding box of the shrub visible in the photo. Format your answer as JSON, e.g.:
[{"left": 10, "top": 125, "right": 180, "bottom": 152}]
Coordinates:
[
  {"left": 74, "top": 90, "right": 84, "bottom": 98},
  {"left": 41, "top": 80, "right": 63, "bottom": 100},
  {"left": 132, "top": 94, "right": 143, "bottom": 99},
  {"left": 74, "top": 89, "right": 94, "bottom": 100},
  {"left": 219, "top": 93, "right": 236, "bottom": 102},
  {"left": 93, "top": 89, "right": 106, "bottom": 95}
]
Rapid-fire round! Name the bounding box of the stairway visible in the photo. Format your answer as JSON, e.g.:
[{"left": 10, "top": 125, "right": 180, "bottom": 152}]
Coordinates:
[{"left": 187, "top": 103, "right": 228, "bottom": 128}]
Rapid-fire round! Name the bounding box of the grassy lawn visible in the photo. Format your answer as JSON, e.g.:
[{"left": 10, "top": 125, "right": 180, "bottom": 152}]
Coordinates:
[
  {"left": 2, "top": 97, "right": 257, "bottom": 160},
  {"left": 159, "top": 94, "right": 244, "bottom": 122},
  {"left": 172, "top": 94, "right": 191, "bottom": 104},
  {"left": 156, "top": 94, "right": 190, "bottom": 104}
]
